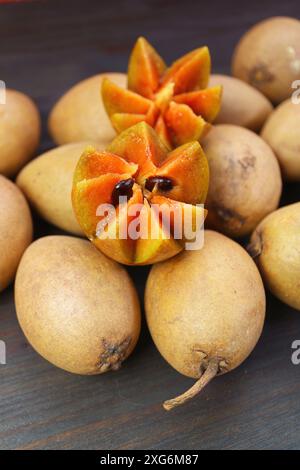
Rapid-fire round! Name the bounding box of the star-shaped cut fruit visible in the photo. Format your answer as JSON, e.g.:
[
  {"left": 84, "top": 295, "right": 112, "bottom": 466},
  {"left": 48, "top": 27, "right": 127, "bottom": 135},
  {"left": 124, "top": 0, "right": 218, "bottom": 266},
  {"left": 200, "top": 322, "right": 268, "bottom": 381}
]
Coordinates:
[
  {"left": 102, "top": 37, "right": 222, "bottom": 148},
  {"left": 72, "top": 122, "right": 208, "bottom": 265}
]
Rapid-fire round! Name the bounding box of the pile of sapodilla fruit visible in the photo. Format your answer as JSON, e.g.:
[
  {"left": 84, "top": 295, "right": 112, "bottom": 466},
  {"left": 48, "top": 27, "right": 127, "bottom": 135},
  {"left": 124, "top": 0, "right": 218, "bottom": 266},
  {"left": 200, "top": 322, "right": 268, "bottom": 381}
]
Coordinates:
[{"left": 1, "top": 16, "right": 300, "bottom": 410}]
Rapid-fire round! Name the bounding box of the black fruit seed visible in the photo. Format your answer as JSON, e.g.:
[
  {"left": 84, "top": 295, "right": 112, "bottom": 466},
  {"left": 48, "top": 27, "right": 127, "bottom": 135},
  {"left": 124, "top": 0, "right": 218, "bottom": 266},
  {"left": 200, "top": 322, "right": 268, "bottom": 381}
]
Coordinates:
[
  {"left": 111, "top": 178, "right": 134, "bottom": 206},
  {"left": 145, "top": 176, "right": 173, "bottom": 192}
]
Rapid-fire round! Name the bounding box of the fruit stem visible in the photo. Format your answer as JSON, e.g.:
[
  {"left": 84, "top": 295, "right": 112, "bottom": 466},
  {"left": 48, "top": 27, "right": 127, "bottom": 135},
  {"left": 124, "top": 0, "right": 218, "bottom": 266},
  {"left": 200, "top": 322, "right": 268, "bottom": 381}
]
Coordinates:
[{"left": 163, "top": 358, "right": 219, "bottom": 411}]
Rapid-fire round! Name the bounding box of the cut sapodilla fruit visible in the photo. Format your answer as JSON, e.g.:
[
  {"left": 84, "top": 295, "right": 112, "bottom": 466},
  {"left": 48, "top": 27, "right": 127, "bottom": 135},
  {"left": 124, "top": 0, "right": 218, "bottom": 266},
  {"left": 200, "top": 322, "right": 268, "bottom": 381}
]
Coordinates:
[
  {"left": 102, "top": 37, "right": 222, "bottom": 148},
  {"left": 145, "top": 230, "right": 266, "bottom": 410},
  {"left": 72, "top": 122, "right": 208, "bottom": 265}
]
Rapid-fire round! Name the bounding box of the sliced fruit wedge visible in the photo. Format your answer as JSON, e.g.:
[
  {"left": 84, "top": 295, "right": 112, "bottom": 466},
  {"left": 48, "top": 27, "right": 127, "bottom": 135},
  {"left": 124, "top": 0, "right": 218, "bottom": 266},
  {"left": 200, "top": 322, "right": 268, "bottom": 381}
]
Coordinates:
[
  {"left": 155, "top": 82, "right": 175, "bottom": 113},
  {"left": 128, "top": 36, "right": 167, "bottom": 99},
  {"left": 173, "top": 86, "right": 222, "bottom": 122},
  {"left": 111, "top": 113, "right": 147, "bottom": 134},
  {"left": 107, "top": 121, "right": 167, "bottom": 171},
  {"left": 161, "top": 46, "right": 211, "bottom": 93},
  {"left": 73, "top": 147, "right": 138, "bottom": 182},
  {"left": 134, "top": 200, "right": 182, "bottom": 265},
  {"left": 150, "top": 195, "right": 207, "bottom": 245},
  {"left": 95, "top": 186, "right": 143, "bottom": 264},
  {"left": 164, "top": 101, "right": 210, "bottom": 146},
  {"left": 72, "top": 173, "right": 129, "bottom": 236},
  {"left": 102, "top": 78, "right": 152, "bottom": 117},
  {"left": 154, "top": 115, "right": 172, "bottom": 149},
  {"left": 153, "top": 141, "right": 209, "bottom": 204}
]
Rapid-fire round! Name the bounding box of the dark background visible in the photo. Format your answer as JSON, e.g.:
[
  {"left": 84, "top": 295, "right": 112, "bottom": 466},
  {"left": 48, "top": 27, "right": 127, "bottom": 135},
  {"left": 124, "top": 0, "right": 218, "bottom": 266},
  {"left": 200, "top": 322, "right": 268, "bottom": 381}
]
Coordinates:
[{"left": 1, "top": 0, "right": 300, "bottom": 450}]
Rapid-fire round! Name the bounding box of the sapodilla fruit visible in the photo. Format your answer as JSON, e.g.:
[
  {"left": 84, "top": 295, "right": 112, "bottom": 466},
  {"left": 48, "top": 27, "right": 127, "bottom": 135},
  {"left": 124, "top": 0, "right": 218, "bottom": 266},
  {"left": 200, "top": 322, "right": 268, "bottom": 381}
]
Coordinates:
[
  {"left": 261, "top": 99, "right": 300, "bottom": 181},
  {"left": 0, "top": 176, "right": 33, "bottom": 292},
  {"left": 0, "top": 89, "right": 40, "bottom": 177},
  {"left": 48, "top": 73, "right": 126, "bottom": 146},
  {"left": 72, "top": 122, "right": 208, "bottom": 265},
  {"left": 145, "top": 230, "right": 266, "bottom": 410},
  {"left": 17, "top": 142, "right": 100, "bottom": 235},
  {"left": 102, "top": 37, "right": 222, "bottom": 148},
  {"left": 15, "top": 236, "right": 141, "bottom": 374},
  {"left": 209, "top": 74, "right": 273, "bottom": 131},
  {"left": 248, "top": 202, "right": 300, "bottom": 310},
  {"left": 232, "top": 17, "right": 300, "bottom": 104},
  {"left": 202, "top": 124, "right": 282, "bottom": 238}
]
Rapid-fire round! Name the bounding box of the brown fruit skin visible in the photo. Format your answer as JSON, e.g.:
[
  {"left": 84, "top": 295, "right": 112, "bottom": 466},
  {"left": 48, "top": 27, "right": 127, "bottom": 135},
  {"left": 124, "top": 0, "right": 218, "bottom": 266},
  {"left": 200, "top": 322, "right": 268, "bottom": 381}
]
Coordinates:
[
  {"left": 0, "top": 89, "right": 41, "bottom": 177},
  {"left": 249, "top": 203, "right": 300, "bottom": 310},
  {"left": 261, "top": 99, "right": 300, "bottom": 181},
  {"left": 0, "top": 176, "right": 33, "bottom": 292},
  {"left": 17, "top": 142, "right": 101, "bottom": 235},
  {"left": 15, "top": 236, "right": 141, "bottom": 375},
  {"left": 145, "top": 230, "right": 265, "bottom": 379},
  {"left": 48, "top": 73, "right": 126, "bottom": 146},
  {"left": 202, "top": 124, "right": 282, "bottom": 238},
  {"left": 232, "top": 17, "right": 300, "bottom": 104},
  {"left": 209, "top": 74, "right": 273, "bottom": 131}
]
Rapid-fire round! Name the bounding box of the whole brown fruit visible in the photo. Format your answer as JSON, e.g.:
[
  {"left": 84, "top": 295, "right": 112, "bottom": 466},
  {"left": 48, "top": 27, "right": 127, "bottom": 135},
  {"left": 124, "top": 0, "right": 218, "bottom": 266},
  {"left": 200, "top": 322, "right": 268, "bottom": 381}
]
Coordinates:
[
  {"left": 145, "top": 230, "right": 265, "bottom": 410},
  {"left": 0, "top": 89, "right": 40, "bottom": 177},
  {"left": 209, "top": 74, "right": 273, "bottom": 131},
  {"left": 48, "top": 73, "right": 126, "bottom": 146},
  {"left": 0, "top": 176, "right": 33, "bottom": 292},
  {"left": 248, "top": 203, "right": 300, "bottom": 310},
  {"left": 15, "top": 236, "right": 141, "bottom": 374},
  {"left": 261, "top": 99, "right": 300, "bottom": 181},
  {"left": 17, "top": 142, "right": 100, "bottom": 235},
  {"left": 232, "top": 17, "right": 300, "bottom": 104},
  {"left": 202, "top": 124, "right": 282, "bottom": 238}
]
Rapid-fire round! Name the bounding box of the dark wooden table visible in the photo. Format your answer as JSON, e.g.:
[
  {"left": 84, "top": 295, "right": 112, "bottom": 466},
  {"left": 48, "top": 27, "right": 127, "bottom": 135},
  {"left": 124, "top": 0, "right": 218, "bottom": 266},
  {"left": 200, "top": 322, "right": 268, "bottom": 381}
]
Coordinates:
[{"left": 1, "top": 0, "right": 300, "bottom": 450}]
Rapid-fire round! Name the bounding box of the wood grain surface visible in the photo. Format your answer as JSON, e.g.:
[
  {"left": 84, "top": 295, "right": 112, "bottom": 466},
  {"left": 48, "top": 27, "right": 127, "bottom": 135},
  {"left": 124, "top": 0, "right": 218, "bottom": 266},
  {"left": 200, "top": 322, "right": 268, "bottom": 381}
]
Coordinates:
[{"left": 0, "top": 0, "right": 300, "bottom": 450}]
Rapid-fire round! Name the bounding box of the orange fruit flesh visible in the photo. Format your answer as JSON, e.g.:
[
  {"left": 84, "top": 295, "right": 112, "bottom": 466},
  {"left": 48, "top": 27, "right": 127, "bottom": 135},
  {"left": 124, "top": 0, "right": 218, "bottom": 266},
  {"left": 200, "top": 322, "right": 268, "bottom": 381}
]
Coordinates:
[
  {"left": 102, "top": 38, "right": 221, "bottom": 149},
  {"left": 72, "top": 122, "right": 209, "bottom": 265}
]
